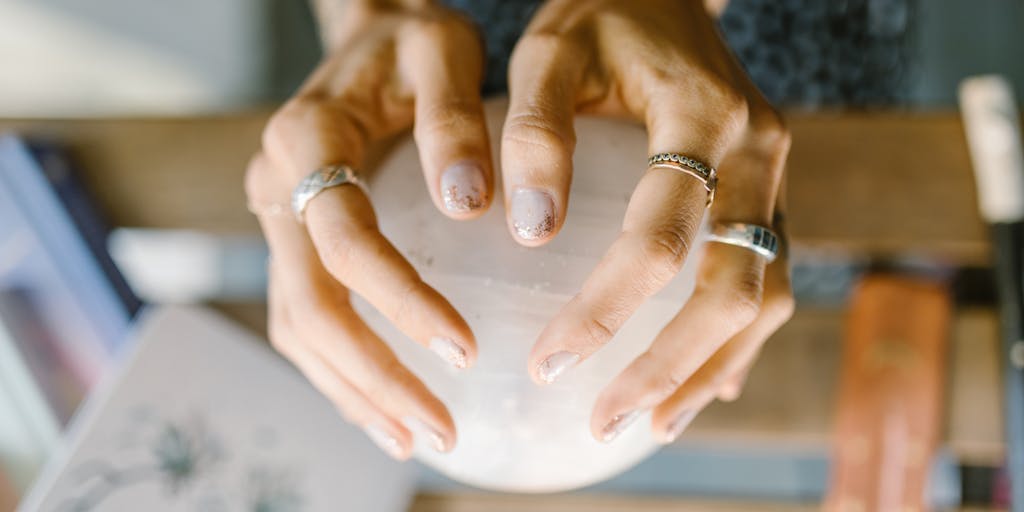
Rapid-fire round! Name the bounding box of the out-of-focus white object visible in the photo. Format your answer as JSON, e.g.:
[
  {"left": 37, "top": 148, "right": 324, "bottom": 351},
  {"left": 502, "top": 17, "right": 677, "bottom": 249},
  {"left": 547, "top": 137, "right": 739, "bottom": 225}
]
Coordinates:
[
  {"left": 0, "top": 0, "right": 265, "bottom": 116},
  {"left": 355, "top": 99, "right": 703, "bottom": 492},
  {"left": 109, "top": 229, "right": 268, "bottom": 302},
  {"left": 959, "top": 75, "right": 1024, "bottom": 223},
  {"left": 21, "top": 307, "right": 416, "bottom": 511}
]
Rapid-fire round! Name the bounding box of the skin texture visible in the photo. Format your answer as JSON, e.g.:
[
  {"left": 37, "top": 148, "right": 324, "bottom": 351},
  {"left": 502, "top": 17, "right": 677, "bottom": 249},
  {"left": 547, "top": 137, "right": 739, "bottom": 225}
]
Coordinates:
[
  {"left": 246, "top": 0, "right": 793, "bottom": 459},
  {"left": 511, "top": 0, "right": 794, "bottom": 443}
]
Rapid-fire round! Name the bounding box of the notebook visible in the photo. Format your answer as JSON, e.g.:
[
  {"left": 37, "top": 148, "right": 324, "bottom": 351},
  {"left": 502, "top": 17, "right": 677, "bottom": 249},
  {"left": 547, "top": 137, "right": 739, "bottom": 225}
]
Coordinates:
[{"left": 19, "top": 306, "right": 415, "bottom": 512}]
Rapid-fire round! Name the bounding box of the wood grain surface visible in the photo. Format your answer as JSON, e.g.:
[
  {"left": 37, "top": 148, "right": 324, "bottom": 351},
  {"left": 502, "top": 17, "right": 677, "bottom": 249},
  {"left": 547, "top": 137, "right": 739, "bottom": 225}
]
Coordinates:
[
  {"left": 408, "top": 493, "right": 819, "bottom": 512},
  {"left": 0, "top": 111, "right": 993, "bottom": 261},
  {"left": 0, "top": 110, "right": 1004, "bottom": 463}
]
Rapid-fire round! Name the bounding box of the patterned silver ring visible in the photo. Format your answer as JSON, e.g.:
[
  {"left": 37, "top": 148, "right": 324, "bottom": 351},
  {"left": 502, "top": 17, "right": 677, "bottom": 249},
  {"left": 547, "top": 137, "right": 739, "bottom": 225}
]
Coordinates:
[
  {"left": 291, "top": 164, "right": 365, "bottom": 222},
  {"left": 647, "top": 153, "right": 718, "bottom": 208},
  {"left": 706, "top": 222, "right": 779, "bottom": 262}
]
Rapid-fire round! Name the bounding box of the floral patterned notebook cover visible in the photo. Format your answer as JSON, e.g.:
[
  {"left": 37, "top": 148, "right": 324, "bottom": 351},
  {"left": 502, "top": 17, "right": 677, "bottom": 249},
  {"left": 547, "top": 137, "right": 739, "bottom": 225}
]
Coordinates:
[{"left": 20, "top": 306, "right": 415, "bottom": 512}]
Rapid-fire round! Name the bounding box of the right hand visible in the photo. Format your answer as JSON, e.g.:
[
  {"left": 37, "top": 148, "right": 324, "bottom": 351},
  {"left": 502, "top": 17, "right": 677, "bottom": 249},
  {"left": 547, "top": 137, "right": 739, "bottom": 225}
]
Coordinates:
[{"left": 244, "top": 1, "right": 492, "bottom": 460}]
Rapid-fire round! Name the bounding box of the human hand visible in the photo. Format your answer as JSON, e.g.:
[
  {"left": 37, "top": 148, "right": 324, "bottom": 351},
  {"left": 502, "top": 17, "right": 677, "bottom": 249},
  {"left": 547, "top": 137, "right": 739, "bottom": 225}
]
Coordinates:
[
  {"left": 245, "top": 1, "right": 492, "bottom": 460},
  {"left": 507, "top": 0, "right": 795, "bottom": 443}
]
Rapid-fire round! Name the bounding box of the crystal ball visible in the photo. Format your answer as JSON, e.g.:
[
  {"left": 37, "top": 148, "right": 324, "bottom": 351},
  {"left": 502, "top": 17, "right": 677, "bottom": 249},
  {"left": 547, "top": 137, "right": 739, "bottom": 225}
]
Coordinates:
[{"left": 352, "top": 99, "right": 701, "bottom": 492}]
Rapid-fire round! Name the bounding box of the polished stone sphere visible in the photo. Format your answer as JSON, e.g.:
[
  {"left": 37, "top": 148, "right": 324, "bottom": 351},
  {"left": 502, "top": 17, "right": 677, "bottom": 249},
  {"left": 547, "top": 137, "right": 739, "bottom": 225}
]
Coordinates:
[{"left": 353, "top": 99, "right": 701, "bottom": 492}]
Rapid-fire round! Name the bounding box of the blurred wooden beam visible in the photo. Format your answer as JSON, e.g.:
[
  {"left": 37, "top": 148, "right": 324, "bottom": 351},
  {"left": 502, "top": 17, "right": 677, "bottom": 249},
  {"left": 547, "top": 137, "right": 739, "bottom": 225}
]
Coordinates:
[
  {"left": 786, "top": 112, "right": 987, "bottom": 262},
  {"left": 408, "top": 493, "right": 1001, "bottom": 511},
  {"left": 0, "top": 111, "right": 995, "bottom": 262},
  {"left": 0, "top": 111, "right": 1005, "bottom": 463},
  {"left": 409, "top": 493, "right": 817, "bottom": 512}
]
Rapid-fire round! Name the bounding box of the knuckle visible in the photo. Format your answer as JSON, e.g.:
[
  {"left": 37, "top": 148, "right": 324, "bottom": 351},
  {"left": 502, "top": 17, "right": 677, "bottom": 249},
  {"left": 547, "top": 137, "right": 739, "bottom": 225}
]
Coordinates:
[
  {"left": 750, "top": 107, "right": 792, "bottom": 157},
  {"left": 714, "top": 88, "right": 749, "bottom": 137},
  {"left": 633, "top": 213, "right": 699, "bottom": 289},
  {"left": 262, "top": 98, "right": 311, "bottom": 154},
  {"left": 717, "top": 285, "right": 762, "bottom": 329},
  {"left": 390, "top": 281, "right": 422, "bottom": 328},
  {"left": 267, "top": 323, "right": 290, "bottom": 352},
  {"left": 660, "top": 368, "right": 687, "bottom": 395},
  {"left": 243, "top": 153, "right": 273, "bottom": 201},
  {"left": 503, "top": 109, "right": 575, "bottom": 154},
  {"left": 717, "top": 382, "right": 742, "bottom": 402},
  {"left": 512, "top": 32, "right": 577, "bottom": 63},
  {"left": 639, "top": 229, "right": 690, "bottom": 283},
  {"left": 407, "top": 16, "right": 457, "bottom": 43},
  {"left": 414, "top": 97, "right": 480, "bottom": 139},
  {"left": 653, "top": 370, "right": 688, "bottom": 402},
  {"left": 579, "top": 313, "right": 617, "bottom": 349},
  {"left": 651, "top": 68, "right": 748, "bottom": 136},
  {"left": 634, "top": 352, "right": 686, "bottom": 398},
  {"left": 766, "top": 291, "right": 796, "bottom": 326},
  {"left": 263, "top": 99, "right": 367, "bottom": 168}
]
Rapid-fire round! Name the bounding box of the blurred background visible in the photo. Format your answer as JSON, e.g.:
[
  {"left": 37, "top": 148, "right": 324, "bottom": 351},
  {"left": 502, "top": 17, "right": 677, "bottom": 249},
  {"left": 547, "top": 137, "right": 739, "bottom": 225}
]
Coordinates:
[
  {"left": 2, "top": 0, "right": 1024, "bottom": 511},
  {"left": 1, "top": 0, "right": 1023, "bottom": 116}
]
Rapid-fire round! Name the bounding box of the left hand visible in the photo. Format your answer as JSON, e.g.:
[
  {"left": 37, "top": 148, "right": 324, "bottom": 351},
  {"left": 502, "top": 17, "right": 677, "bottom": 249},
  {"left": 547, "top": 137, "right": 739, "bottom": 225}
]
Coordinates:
[{"left": 503, "top": 0, "right": 795, "bottom": 443}]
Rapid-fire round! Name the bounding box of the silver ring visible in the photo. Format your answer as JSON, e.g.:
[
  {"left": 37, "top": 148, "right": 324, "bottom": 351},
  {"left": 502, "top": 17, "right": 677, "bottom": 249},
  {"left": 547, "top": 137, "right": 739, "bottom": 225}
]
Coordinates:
[
  {"left": 291, "top": 164, "right": 364, "bottom": 222},
  {"left": 706, "top": 222, "right": 779, "bottom": 262},
  {"left": 647, "top": 153, "right": 718, "bottom": 208}
]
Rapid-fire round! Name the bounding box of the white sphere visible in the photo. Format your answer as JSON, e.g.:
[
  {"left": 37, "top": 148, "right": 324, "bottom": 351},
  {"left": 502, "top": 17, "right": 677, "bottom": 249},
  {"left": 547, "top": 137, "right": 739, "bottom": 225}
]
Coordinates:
[{"left": 353, "top": 99, "right": 701, "bottom": 492}]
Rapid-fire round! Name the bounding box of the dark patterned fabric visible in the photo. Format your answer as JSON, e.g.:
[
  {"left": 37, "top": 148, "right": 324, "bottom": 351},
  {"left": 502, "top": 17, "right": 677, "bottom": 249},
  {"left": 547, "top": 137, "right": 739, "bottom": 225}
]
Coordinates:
[
  {"left": 441, "top": 0, "right": 541, "bottom": 95},
  {"left": 441, "top": 0, "right": 915, "bottom": 106},
  {"left": 720, "top": 0, "right": 915, "bottom": 106}
]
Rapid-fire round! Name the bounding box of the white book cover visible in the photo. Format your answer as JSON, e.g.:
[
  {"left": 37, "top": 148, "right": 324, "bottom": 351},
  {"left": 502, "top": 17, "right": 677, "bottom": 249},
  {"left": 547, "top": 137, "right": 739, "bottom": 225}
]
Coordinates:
[{"left": 19, "top": 306, "right": 416, "bottom": 512}]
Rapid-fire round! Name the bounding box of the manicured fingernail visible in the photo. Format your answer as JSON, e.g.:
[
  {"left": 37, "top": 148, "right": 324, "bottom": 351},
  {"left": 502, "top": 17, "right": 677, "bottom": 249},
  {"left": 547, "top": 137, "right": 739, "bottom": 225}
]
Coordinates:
[
  {"left": 441, "top": 163, "right": 486, "bottom": 213},
  {"left": 600, "top": 410, "right": 641, "bottom": 443},
  {"left": 537, "top": 351, "right": 580, "bottom": 384},
  {"left": 429, "top": 336, "right": 467, "bottom": 369},
  {"left": 407, "top": 417, "right": 449, "bottom": 453},
  {"left": 365, "top": 425, "right": 404, "bottom": 460},
  {"left": 664, "top": 409, "right": 697, "bottom": 443},
  {"left": 510, "top": 188, "right": 555, "bottom": 241}
]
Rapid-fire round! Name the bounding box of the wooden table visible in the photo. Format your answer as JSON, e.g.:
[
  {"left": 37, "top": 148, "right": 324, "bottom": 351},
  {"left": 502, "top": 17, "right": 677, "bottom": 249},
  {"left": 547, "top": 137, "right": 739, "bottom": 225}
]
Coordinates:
[{"left": 0, "top": 110, "right": 1006, "bottom": 498}]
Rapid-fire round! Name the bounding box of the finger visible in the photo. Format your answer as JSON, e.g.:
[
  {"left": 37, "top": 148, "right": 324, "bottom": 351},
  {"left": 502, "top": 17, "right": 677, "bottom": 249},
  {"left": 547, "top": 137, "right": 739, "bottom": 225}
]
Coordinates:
[
  {"left": 592, "top": 113, "right": 792, "bottom": 441},
  {"left": 591, "top": 242, "right": 765, "bottom": 442},
  {"left": 400, "top": 16, "right": 493, "bottom": 218},
  {"left": 261, "top": 99, "right": 478, "bottom": 368},
  {"left": 295, "top": 293, "right": 459, "bottom": 453},
  {"left": 716, "top": 356, "right": 755, "bottom": 402},
  {"left": 527, "top": 90, "right": 747, "bottom": 385},
  {"left": 501, "top": 33, "right": 589, "bottom": 245},
  {"left": 262, "top": 97, "right": 379, "bottom": 185},
  {"left": 716, "top": 212, "right": 792, "bottom": 404},
  {"left": 651, "top": 252, "right": 795, "bottom": 442},
  {"left": 305, "top": 188, "right": 476, "bottom": 369},
  {"left": 268, "top": 268, "right": 413, "bottom": 460},
  {"left": 249, "top": 155, "right": 459, "bottom": 451},
  {"left": 265, "top": 206, "right": 459, "bottom": 451}
]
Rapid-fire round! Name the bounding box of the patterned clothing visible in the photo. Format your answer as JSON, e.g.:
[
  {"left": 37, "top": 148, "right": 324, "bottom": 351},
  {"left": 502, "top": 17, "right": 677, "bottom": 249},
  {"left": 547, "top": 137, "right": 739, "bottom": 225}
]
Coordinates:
[{"left": 441, "top": 0, "right": 914, "bottom": 106}]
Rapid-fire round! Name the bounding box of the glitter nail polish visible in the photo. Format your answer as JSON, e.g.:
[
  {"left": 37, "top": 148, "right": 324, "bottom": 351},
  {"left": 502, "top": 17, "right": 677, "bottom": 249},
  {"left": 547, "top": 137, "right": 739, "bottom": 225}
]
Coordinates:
[
  {"left": 600, "top": 410, "right": 641, "bottom": 443},
  {"left": 441, "top": 163, "right": 486, "bottom": 213},
  {"left": 537, "top": 351, "right": 580, "bottom": 383},
  {"left": 510, "top": 188, "right": 555, "bottom": 240}
]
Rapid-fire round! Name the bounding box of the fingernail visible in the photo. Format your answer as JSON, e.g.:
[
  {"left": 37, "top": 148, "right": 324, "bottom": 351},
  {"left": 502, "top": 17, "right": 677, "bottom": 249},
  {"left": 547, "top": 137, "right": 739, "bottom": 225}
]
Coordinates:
[
  {"left": 664, "top": 409, "right": 697, "bottom": 443},
  {"left": 407, "top": 417, "right": 449, "bottom": 453},
  {"left": 510, "top": 188, "right": 555, "bottom": 241},
  {"left": 600, "top": 410, "right": 641, "bottom": 443},
  {"left": 429, "top": 336, "right": 467, "bottom": 369},
  {"left": 441, "top": 163, "right": 486, "bottom": 213},
  {"left": 537, "top": 351, "right": 580, "bottom": 384},
  {"left": 365, "top": 424, "right": 404, "bottom": 460}
]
